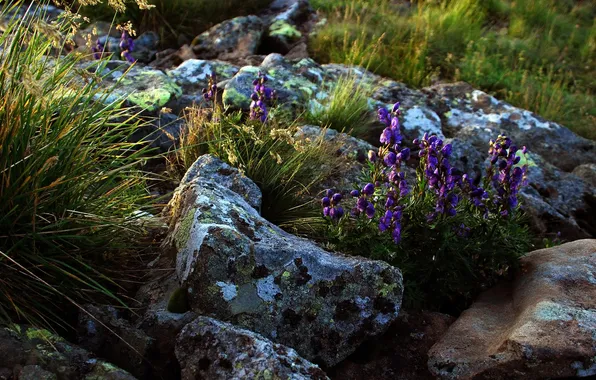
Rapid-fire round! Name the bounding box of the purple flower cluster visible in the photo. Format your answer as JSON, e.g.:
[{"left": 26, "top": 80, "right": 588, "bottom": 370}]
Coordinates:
[
  {"left": 250, "top": 72, "right": 275, "bottom": 122},
  {"left": 487, "top": 135, "right": 528, "bottom": 217},
  {"left": 321, "top": 98, "right": 530, "bottom": 245},
  {"left": 322, "top": 190, "right": 344, "bottom": 222},
  {"left": 202, "top": 73, "right": 217, "bottom": 102},
  {"left": 378, "top": 103, "right": 404, "bottom": 148},
  {"left": 415, "top": 133, "right": 460, "bottom": 221},
  {"left": 119, "top": 31, "right": 135, "bottom": 63}
]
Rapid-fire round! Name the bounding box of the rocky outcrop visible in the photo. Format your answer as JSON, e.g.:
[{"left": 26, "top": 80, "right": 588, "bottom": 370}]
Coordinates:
[
  {"left": 161, "top": 155, "right": 404, "bottom": 367},
  {"left": 428, "top": 239, "right": 596, "bottom": 379},
  {"left": 90, "top": 48, "right": 594, "bottom": 239},
  {"left": 175, "top": 316, "right": 329, "bottom": 380},
  {"left": 0, "top": 325, "right": 136, "bottom": 380}
]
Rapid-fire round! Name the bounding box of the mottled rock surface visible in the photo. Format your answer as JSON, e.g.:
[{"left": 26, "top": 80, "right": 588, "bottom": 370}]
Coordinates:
[
  {"left": 97, "top": 64, "right": 182, "bottom": 113},
  {"left": 0, "top": 325, "right": 136, "bottom": 380},
  {"left": 191, "top": 16, "right": 265, "bottom": 61},
  {"left": 175, "top": 316, "right": 329, "bottom": 380},
  {"left": 428, "top": 239, "right": 596, "bottom": 379},
  {"left": 162, "top": 154, "right": 404, "bottom": 367}
]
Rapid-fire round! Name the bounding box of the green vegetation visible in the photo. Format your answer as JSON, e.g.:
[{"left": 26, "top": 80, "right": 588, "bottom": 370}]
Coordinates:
[
  {"left": 0, "top": 3, "right": 151, "bottom": 327},
  {"left": 310, "top": 0, "right": 595, "bottom": 139},
  {"left": 175, "top": 107, "right": 341, "bottom": 227},
  {"left": 305, "top": 74, "right": 372, "bottom": 137},
  {"left": 73, "top": 0, "right": 273, "bottom": 46}
]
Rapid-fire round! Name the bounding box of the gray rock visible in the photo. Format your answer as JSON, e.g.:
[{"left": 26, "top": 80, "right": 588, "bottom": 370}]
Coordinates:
[
  {"left": 131, "top": 31, "right": 159, "bottom": 63},
  {"left": 222, "top": 55, "right": 320, "bottom": 111},
  {"left": 191, "top": 16, "right": 265, "bottom": 61},
  {"left": 170, "top": 154, "right": 263, "bottom": 213},
  {"left": 162, "top": 156, "right": 404, "bottom": 367},
  {"left": 428, "top": 239, "right": 596, "bottom": 379},
  {"left": 0, "top": 325, "right": 136, "bottom": 380},
  {"left": 167, "top": 59, "right": 239, "bottom": 109},
  {"left": 175, "top": 316, "right": 329, "bottom": 380},
  {"left": 97, "top": 65, "right": 182, "bottom": 113},
  {"left": 423, "top": 82, "right": 596, "bottom": 173}
]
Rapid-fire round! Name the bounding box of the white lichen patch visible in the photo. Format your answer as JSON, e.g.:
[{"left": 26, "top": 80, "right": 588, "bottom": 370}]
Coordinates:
[
  {"left": 216, "top": 281, "right": 238, "bottom": 301},
  {"left": 447, "top": 92, "right": 557, "bottom": 132},
  {"left": 256, "top": 275, "right": 281, "bottom": 302},
  {"left": 403, "top": 106, "right": 444, "bottom": 138}
]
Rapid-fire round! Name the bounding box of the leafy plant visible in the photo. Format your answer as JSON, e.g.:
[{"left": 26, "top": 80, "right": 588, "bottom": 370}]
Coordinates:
[
  {"left": 319, "top": 103, "right": 532, "bottom": 312},
  {"left": 0, "top": 2, "right": 151, "bottom": 327}
]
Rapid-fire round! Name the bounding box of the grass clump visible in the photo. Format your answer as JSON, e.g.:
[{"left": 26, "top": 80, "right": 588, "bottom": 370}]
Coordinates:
[
  {"left": 72, "top": 0, "right": 273, "bottom": 47},
  {"left": 0, "top": 2, "right": 151, "bottom": 327},
  {"left": 305, "top": 74, "right": 372, "bottom": 138},
  {"left": 310, "top": 0, "right": 595, "bottom": 139},
  {"left": 318, "top": 104, "right": 532, "bottom": 313}
]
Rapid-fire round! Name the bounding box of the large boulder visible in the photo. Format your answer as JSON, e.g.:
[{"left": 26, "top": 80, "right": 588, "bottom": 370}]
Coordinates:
[
  {"left": 424, "top": 82, "right": 596, "bottom": 173},
  {"left": 175, "top": 316, "right": 329, "bottom": 380},
  {"left": 168, "top": 59, "right": 239, "bottom": 110},
  {"left": 190, "top": 16, "right": 265, "bottom": 61},
  {"left": 428, "top": 239, "right": 596, "bottom": 379},
  {"left": 162, "top": 154, "right": 404, "bottom": 367},
  {"left": 0, "top": 325, "right": 136, "bottom": 380},
  {"left": 97, "top": 64, "right": 182, "bottom": 113},
  {"left": 222, "top": 54, "right": 321, "bottom": 111}
]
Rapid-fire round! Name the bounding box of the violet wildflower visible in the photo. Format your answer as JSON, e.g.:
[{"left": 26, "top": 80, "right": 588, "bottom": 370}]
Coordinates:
[
  {"left": 250, "top": 72, "right": 275, "bottom": 122},
  {"left": 92, "top": 39, "right": 105, "bottom": 60},
  {"left": 202, "top": 73, "right": 218, "bottom": 102},
  {"left": 416, "top": 133, "right": 460, "bottom": 220},
  {"left": 486, "top": 135, "right": 529, "bottom": 217},
  {"left": 322, "top": 190, "right": 344, "bottom": 222},
  {"left": 119, "top": 31, "right": 136, "bottom": 63},
  {"left": 378, "top": 102, "right": 403, "bottom": 147}
]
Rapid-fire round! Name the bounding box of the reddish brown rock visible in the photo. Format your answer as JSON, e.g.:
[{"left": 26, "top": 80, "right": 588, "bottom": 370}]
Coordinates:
[{"left": 428, "top": 239, "right": 596, "bottom": 379}]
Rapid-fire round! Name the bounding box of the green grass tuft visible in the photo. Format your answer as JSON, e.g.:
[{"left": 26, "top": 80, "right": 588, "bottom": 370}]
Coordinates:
[{"left": 304, "top": 74, "right": 373, "bottom": 138}]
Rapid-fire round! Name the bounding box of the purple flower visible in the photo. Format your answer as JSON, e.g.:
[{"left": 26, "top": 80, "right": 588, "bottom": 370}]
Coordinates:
[
  {"left": 363, "top": 183, "right": 375, "bottom": 196},
  {"left": 321, "top": 197, "right": 330, "bottom": 207},
  {"left": 365, "top": 203, "right": 375, "bottom": 219},
  {"left": 368, "top": 150, "right": 378, "bottom": 163},
  {"left": 350, "top": 190, "right": 360, "bottom": 197},
  {"left": 384, "top": 152, "right": 397, "bottom": 166},
  {"left": 249, "top": 72, "right": 275, "bottom": 122},
  {"left": 332, "top": 193, "right": 342, "bottom": 204},
  {"left": 356, "top": 197, "right": 368, "bottom": 212}
]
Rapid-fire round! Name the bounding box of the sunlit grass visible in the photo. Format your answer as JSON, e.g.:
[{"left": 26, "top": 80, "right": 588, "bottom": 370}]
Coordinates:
[
  {"left": 310, "top": 0, "right": 595, "bottom": 139},
  {"left": 0, "top": 1, "right": 152, "bottom": 328}
]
